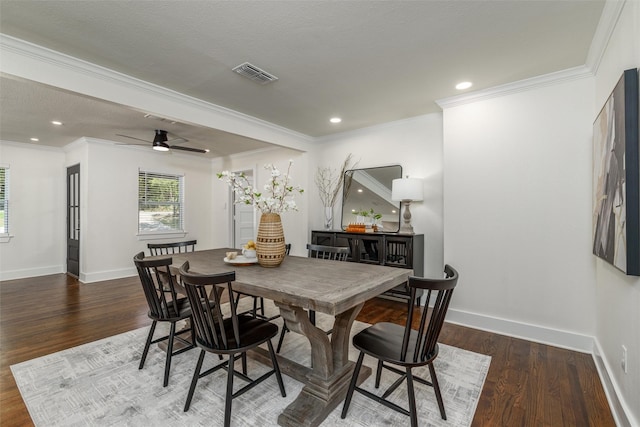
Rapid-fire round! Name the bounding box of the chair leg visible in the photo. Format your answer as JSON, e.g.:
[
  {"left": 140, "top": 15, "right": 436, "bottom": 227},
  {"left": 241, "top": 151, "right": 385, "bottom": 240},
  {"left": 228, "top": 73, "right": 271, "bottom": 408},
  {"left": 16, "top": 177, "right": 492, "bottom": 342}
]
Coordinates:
[
  {"left": 267, "top": 340, "right": 286, "bottom": 397},
  {"left": 428, "top": 362, "right": 447, "bottom": 420},
  {"left": 276, "top": 323, "right": 288, "bottom": 353},
  {"left": 252, "top": 296, "right": 258, "bottom": 317},
  {"left": 241, "top": 353, "right": 247, "bottom": 375},
  {"left": 224, "top": 353, "right": 235, "bottom": 427},
  {"left": 406, "top": 368, "right": 418, "bottom": 427},
  {"left": 341, "top": 351, "right": 365, "bottom": 419},
  {"left": 139, "top": 320, "right": 157, "bottom": 369},
  {"left": 184, "top": 350, "right": 206, "bottom": 412},
  {"left": 375, "top": 360, "right": 383, "bottom": 388},
  {"left": 163, "top": 322, "right": 177, "bottom": 387}
]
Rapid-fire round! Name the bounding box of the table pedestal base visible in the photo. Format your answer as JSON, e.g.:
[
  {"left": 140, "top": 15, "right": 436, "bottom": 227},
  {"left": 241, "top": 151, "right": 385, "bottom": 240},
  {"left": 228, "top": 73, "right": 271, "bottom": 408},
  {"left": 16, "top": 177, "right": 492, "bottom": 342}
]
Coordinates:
[
  {"left": 278, "top": 361, "right": 370, "bottom": 427},
  {"left": 266, "top": 301, "right": 367, "bottom": 426}
]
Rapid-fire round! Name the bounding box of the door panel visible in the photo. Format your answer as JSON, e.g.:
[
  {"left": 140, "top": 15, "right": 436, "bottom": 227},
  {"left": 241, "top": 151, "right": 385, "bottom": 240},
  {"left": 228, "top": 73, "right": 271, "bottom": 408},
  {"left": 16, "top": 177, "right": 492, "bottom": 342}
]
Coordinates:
[
  {"left": 233, "top": 169, "right": 256, "bottom": 248},
  {"left": 67, "top": 164, "right": 80, "bottom": 277}
]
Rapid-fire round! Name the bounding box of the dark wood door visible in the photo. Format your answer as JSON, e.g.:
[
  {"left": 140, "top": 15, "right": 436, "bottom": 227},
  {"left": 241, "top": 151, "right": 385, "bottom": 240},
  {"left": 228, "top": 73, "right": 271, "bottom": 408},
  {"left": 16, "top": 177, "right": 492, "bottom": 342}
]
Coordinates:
[{"left": 66, "top": 164, "right": 80, "bottom": 277}]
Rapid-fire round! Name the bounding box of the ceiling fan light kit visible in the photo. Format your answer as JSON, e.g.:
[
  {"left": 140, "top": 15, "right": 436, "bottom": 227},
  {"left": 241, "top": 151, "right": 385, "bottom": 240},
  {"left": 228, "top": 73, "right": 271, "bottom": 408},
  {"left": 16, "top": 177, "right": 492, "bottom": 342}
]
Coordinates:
[
  {"left": 152, "top": 141, "right": 170, "bottom": 151},
  {"left": 152, "top": 130, "right": 171, "bottom": 151}
]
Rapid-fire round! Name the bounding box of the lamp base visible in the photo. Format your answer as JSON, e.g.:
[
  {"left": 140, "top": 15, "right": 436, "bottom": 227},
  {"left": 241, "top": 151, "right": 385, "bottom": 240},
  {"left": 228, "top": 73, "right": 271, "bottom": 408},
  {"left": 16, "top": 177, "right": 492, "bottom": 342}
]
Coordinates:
[
  {"left": 399, "top": 200, "right": 415, "bottom": 234},
  {"left": 399, "top": 224, "right": 415, "bottom": 234}
]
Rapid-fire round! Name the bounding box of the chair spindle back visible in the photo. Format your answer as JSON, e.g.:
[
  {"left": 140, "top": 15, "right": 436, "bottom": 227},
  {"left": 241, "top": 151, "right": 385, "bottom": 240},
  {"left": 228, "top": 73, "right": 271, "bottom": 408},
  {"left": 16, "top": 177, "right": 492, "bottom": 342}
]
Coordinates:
[
  {"left": 307, "top": 243, "right": 349, "bottom": 261},
  {"left": 401, "top": 264, "right": 458, "bottom": 363},
  {"left": 179, "top": 262, "right": 239, "bottom": 351},
  {"left": 148, "top": 240, "right": 197, "bottom": 256},
  {"left": 133, "top": 252, "right": 181, "bottom": 319}
]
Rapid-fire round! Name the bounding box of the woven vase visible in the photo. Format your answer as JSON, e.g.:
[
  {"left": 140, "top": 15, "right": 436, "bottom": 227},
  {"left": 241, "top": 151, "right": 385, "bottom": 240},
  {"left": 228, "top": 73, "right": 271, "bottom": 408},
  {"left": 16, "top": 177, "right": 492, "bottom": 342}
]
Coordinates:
[{"left": 256, "top": 213, "right": 286, "bottom": 267}]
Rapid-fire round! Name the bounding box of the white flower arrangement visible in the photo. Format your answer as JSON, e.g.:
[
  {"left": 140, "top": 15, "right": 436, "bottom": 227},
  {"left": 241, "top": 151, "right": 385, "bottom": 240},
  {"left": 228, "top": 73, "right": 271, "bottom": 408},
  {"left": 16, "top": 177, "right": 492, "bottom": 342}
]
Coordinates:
[{"left": 217, "top": 161, "right": 304, "bottom": 215}]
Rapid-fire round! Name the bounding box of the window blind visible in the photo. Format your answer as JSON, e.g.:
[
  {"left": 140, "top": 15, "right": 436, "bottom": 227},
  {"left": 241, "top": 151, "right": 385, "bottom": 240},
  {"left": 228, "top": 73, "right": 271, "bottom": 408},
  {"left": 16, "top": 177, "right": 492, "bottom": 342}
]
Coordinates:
[{"left": 138, "top": 170, "right": 184, "bottom": 233}]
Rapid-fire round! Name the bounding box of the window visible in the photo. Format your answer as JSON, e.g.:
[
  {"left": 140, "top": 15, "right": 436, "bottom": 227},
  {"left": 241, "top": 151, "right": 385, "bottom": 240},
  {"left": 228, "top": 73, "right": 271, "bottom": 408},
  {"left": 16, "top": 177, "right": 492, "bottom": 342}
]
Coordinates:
[
  {"left": 0, "top": 166, "right": 8, "bottom": 235},
  {"left": 138, "top": 170, "right": 184, "bottom": 234}
]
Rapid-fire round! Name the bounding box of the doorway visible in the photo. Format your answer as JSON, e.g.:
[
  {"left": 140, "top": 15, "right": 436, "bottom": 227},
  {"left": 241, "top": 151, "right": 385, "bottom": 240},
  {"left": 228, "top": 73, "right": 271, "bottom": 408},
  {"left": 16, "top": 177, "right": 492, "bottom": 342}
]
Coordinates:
[
  {"left": 66, "top": 164, "right": 80, "bottom": 277},
  {"left": 232, "top": 169, "right": 256, "bottom": 249}
]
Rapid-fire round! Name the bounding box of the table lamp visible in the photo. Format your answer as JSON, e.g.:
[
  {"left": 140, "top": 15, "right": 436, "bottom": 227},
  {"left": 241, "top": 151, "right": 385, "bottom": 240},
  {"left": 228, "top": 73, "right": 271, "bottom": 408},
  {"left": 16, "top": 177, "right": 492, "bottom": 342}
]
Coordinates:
[{"left": 391, "top": 177, "right": 423, "bottom": 234}]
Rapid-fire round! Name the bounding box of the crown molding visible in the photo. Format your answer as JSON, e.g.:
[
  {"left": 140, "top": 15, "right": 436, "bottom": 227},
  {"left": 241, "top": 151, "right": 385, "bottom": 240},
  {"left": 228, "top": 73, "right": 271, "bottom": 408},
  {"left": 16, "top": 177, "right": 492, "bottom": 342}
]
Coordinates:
[
  {"left": 0, "top": 34, "right": 313, "bottom": 148},
  {"left": 585, "top": 0, "right": 627, "bottom": 74},
  {"left": 315, "top": 111, "right": 442, "bottom": 144},
  {"left": 436, "top": 1, "right": 626, "bottom": 110},
  {"left": 0, "top": 139, "right": 64, "bottom": 152},
  {"left": 436, "top": 65, "right": 593, "bottom": 109}
]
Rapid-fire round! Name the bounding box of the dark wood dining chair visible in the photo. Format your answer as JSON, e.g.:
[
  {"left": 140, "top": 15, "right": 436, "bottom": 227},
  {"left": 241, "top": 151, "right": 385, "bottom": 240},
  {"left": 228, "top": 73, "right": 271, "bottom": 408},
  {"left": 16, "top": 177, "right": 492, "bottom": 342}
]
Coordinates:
[
  {"left": 133, "top": 252, "right": 196, "bottom": 387},
  {"left": 235, "top": 243, "right": 291, "bottom": 320},
  {"left": 179, "top": 261, "right": 286, "bottom": 427},
  {"left": 147, "top": 239, "right": 197, "bottom": 256},
  {"left": 341, "top": 265, "right": 458, "bottom": 426},
  {"left": 276, "top": 243, "right": 349, "bottom": 353}
]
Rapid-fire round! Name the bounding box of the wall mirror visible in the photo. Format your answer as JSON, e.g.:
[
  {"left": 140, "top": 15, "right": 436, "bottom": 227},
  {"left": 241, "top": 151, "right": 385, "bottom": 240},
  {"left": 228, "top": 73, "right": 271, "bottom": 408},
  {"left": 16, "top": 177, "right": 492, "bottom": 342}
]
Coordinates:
[{"left": 341, "top": 165, "right": 402, "bottom": 232}]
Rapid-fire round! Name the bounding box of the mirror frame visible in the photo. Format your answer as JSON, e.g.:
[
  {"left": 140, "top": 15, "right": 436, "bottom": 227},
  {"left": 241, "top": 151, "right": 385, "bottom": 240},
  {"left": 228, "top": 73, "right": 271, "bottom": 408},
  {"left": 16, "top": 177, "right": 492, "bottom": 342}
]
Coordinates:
[{"left": 341, "top": 165, "right": 403, "bottom": 232}]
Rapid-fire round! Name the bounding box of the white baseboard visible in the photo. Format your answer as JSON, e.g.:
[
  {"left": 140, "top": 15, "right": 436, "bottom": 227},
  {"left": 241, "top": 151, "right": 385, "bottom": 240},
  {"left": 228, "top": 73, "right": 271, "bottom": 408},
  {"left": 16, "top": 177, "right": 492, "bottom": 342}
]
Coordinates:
[
  {"left": 446, "top": 308, "right": 636, "bottom": 426},
  {"left": 446, "top": 308, "right": 594, "bottom": 352},
  {"left": 0, "top": 266, "right": 137, "bottom": 283},
  {"left": 0, "top": 265, "right": 64, "bottom": 281},
  {"left": 592, "top": 340, "right": 637, "bottom": 427},
  {"left": 80, "top": 267, "right": 137, "bottom": 283}
]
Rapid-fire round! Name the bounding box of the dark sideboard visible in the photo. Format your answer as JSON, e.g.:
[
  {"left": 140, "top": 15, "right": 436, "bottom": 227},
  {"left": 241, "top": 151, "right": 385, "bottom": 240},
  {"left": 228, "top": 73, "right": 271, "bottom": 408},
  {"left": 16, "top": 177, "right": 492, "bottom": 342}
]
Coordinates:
[{"left": 311, "top": 230, "right": 424, "bottom": 304}]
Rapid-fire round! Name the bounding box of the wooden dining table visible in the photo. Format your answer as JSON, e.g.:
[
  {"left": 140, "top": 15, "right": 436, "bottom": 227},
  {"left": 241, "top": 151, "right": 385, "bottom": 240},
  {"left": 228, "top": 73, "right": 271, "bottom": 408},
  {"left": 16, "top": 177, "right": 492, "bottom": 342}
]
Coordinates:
[{"left": 167, "top": 248, "right": 411, "bottom": 427}]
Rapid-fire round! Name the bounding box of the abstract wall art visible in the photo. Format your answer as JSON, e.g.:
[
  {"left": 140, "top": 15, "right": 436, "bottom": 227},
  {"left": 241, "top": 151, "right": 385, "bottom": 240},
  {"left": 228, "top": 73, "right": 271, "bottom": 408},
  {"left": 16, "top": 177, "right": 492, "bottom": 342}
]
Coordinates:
[{"left": 593, "top": 68, "right": 639, "bottom": 276}]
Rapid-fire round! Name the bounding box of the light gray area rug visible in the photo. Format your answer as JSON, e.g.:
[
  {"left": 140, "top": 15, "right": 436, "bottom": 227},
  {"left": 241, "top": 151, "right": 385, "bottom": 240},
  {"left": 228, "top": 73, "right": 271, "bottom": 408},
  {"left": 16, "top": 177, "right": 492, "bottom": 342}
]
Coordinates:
[{"left": 11, "top": 301, "right": 490, "bottom": 426}]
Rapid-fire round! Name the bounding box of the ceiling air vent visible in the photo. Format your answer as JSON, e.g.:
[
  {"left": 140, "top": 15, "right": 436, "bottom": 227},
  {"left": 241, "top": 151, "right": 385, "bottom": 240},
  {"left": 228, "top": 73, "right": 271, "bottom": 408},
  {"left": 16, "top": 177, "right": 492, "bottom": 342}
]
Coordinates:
[{"left": 232, "top": 62, "right": 278, "bottom": 84}]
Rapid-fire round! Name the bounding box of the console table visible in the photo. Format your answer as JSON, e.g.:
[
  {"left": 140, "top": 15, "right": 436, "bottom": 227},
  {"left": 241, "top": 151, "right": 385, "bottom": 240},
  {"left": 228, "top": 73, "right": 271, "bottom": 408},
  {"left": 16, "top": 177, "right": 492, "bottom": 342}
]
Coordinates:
[{"left": 311, "top": 230, "right": 424, "bottom": 304}]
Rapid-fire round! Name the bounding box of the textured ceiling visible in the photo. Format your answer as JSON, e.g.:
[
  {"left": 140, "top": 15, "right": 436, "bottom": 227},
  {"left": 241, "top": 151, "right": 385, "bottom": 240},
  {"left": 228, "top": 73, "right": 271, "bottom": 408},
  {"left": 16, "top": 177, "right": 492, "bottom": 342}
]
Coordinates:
[
  {"left": 0, "top": 1, "right": 605, "bottom": 155},
  {"left": 0, "top": 75, "right": 273, "bottom": 157}
]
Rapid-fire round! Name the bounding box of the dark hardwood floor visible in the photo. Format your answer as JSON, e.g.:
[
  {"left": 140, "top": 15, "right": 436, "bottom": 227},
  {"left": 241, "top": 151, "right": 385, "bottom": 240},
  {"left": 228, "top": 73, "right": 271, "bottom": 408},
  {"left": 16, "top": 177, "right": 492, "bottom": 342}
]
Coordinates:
[{"left": 1, "top": 274, "right": 614, "bottom": 426}]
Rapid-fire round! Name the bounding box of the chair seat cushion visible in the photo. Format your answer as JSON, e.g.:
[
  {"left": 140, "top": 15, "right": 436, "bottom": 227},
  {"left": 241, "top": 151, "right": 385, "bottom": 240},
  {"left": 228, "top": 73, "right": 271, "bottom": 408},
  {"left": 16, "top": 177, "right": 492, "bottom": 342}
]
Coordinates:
[
  {"left": 353, "top": 322, "right": 438, "bottom": 367},
  {"left": 196, "top": 314, "right": 279, "bottom": 352}
]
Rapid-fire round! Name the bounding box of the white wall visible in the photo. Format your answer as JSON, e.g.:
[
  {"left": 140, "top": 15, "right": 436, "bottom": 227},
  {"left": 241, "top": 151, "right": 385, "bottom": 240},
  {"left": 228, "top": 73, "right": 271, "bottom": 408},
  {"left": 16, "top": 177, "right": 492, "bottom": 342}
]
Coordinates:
[
  {"left": 0, "top": 138, "right": 308, "bottom": 281},
  {"left": 0, "top": 141, "right": 67, "bottom": 280},
  {"left": 312, "top": 113, "right": 444, "bottom": 278},
  {"left": 0, "top": 138, "right": 217, "bottom": 283},
  {"left": 442, "top": 76, "right": 596, "bottom": 341},
  {"left": 592, "top": 1, "right": 640, "bottom": 424},
  {"left": 76, "top": 139, "right": 216, "bottom": 282}
]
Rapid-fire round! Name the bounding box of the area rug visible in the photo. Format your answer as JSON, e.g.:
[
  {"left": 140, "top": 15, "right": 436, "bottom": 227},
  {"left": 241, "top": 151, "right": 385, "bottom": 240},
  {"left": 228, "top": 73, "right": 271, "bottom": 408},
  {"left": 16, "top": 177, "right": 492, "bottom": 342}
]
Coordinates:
[{"left": 11, "top": 301, "right": 490, "bottom": 426}]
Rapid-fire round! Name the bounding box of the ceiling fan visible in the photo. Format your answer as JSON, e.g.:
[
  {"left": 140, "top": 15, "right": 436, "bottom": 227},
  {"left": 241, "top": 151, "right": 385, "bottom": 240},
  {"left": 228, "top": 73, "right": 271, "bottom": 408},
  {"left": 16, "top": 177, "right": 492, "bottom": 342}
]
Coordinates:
[{"left": 115, "top": 129, "right": 209, "bottom": 153}]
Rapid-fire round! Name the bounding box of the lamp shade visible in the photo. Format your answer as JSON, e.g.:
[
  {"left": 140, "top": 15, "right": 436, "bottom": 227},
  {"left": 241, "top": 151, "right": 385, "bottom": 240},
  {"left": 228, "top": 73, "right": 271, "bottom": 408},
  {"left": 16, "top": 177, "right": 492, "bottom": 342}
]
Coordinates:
[{"left": 392, "top": 177, "right": 423, "bottom": 201}]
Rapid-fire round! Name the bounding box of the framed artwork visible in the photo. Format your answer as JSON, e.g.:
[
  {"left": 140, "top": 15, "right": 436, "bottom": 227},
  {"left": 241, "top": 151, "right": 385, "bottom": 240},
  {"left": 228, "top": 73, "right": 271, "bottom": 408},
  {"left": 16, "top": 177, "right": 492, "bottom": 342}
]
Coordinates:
[{"left": 593, "top": 68, "right": 639, "bottom": 276}]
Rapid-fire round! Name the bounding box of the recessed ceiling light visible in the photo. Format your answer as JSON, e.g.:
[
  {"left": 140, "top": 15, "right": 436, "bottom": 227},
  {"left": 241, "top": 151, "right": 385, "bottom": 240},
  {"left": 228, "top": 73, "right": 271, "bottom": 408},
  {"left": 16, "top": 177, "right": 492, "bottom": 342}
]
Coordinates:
[
  {"left": 51, "top": 120, "right": 63, "bottom": 125},
  {"left": 30, "top": 137, "right": 39, "bottom": 142},
  {"left": 330, "top": 117, "right": 342, "bottom": 124},
  {"left": 455, "top": 82, "right": 473, "bottom": 90}
]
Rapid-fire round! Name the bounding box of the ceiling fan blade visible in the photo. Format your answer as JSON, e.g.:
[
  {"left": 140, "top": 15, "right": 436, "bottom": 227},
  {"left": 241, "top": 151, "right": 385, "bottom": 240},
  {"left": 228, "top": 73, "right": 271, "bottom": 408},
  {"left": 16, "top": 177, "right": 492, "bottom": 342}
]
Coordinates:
[
  {"left": 166, "top": 131, "right": 189, "bottom": 143},
  {"left": 170, "top": 145, "right": 209, "bottom": 154},
  {"left": 115, "top": 134, "right": 151, "bottom": 143}
]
